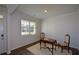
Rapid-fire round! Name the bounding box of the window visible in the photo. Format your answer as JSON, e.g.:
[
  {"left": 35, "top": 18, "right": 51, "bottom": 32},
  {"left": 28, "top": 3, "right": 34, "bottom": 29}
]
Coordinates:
[
  {"left": 21, "top": 20, "right": 29, "bottom": 35},
  {"left": 30, "top": 22, "right": 36, "bottom": 35},
  {"left": 21, "top": 19, "right": 36, "bottom": 35}
]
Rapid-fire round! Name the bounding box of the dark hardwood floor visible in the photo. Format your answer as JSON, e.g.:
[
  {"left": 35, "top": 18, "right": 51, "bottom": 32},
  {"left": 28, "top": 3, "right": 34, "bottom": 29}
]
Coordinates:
[{"left": 1, "top": 41, "right": 79, "bottom": 55}]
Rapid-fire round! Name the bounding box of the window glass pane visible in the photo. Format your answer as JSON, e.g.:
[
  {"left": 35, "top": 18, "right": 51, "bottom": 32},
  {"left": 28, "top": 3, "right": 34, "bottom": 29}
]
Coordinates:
[
  {"left": 21, "top": 20, "right": 29, "bottom": 35},
  {"left": 21, "top": 20, "right": 36, "bottom": 35},
  {"left": 30, "top": 22, "right": 36, "bottom": 35}
]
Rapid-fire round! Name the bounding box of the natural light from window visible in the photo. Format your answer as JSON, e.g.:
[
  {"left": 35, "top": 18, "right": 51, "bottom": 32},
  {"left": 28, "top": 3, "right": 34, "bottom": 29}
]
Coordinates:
[{"left": 21, "top": 19, "right": 36, "bottom": 35}]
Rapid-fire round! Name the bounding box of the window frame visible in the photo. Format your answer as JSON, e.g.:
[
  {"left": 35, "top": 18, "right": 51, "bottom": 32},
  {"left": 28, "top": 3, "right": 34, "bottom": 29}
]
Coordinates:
[
  {"left": 29, "top": 21, "right": 36, "bottom": 35},
  {"left": 21, "top": 19, "right": 36, "bottom": 36}
]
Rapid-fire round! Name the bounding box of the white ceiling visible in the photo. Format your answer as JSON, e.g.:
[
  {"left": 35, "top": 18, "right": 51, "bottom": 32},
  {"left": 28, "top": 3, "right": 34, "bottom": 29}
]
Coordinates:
[
  {"left": 6, "top": 4, "right": 18, "bottom": 14},
  {"left": 17, "top": 4, "right": 79, "bottom": 19},
  {"left": 6, "top": 4, "right": 79, "bottom": 19}
]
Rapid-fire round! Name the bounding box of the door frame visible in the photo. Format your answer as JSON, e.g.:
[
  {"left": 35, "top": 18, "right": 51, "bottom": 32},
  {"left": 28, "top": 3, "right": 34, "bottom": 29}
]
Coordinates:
[{"left": 0, "top": 6, "right": 8, "bottom": 54}]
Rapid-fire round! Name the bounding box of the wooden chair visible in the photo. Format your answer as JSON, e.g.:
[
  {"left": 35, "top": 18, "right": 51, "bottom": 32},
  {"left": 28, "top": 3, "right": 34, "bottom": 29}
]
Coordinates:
[
  {"left": 40, "top": 32, "right": 46, "bottom": 49},
  {"left": 58, "top": 34, "right": 70, "bottom": 53},
  {"left": 40, "top": 32, "right": 45, "bottom": 40}
]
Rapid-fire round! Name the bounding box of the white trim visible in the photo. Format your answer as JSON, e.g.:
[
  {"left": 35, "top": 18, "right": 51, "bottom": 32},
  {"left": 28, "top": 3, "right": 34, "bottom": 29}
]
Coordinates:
[{"left": 7, "top": 50, "right": 11, "bottom": 54}]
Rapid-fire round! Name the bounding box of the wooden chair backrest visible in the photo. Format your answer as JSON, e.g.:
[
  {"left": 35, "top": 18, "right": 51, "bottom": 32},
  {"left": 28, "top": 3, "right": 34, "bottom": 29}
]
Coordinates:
[
  {"left": 40, "top": 32, "right": 45, "bottom": 40},
  {"left": 64, "top": 34, "right": 70, "bottom": 47}
]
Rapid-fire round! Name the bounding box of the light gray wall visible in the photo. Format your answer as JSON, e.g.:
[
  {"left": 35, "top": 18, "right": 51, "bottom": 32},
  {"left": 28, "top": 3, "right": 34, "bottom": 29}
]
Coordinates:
[
  {"left": 77, "top": 9, "right": 79, "bottom": 49},
  {"left": 42, "top": 11, "right": 78, "bottom": 49},
  {"left": 8, "top": 10, "right": 41, "bottom": 51},
  {"left": 6, "top": 6, "right": 79, "bottom": 52},
  {"left": 78, "top": 9, "right": 79, "bottom": 37}
]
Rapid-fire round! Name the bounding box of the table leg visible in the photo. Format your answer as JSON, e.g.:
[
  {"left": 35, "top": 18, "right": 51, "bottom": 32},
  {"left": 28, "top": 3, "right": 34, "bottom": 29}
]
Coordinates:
[
  {"left": 40, "top": 41, "right": 41, "bottom": 49},
  {"left": 52, "top": 44, "right": 53, "bottom": 55},
  {"left": 44, "top": 42, "right": 46, "bottom": 48}
]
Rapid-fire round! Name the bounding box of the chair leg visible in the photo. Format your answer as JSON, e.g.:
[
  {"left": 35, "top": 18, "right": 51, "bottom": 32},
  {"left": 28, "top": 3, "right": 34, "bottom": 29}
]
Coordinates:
[
  {"left": 44, "top": 42, "right": 46, "bottom": 48},
  {"left": 55, "top": 41, "right": 57, "bottom": 51},
  {"left": 68, "top": 50, "right": 69, "bottom": 53},
  {"left": 55, "top": 45, "right": 56, "bottom": 51},
  {"left": 40, "top": 41, "right": 41, "bottom": 49},
  {"left": 68, "top": 47, "right": 70, "bottom": 53},
  {"left": 61, "top": 46, "right": 63, "bottom": 53},
  {"left": 58, "top": 45, "right": 60, "bottom": 49},
  {"left": 57, "top": 43, "right": 60, "bottom": 49}
]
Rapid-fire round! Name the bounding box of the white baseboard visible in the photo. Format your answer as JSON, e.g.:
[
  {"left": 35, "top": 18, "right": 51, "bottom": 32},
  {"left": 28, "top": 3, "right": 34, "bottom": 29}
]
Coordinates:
[{"left": 7, "top": 50, "right": 11, "bottom": 54}]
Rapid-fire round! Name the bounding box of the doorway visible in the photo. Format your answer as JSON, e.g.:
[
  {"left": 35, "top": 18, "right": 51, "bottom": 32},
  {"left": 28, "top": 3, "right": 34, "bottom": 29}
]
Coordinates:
[{"left": 0, "top": 14, "right": 7, "bottom": 54}]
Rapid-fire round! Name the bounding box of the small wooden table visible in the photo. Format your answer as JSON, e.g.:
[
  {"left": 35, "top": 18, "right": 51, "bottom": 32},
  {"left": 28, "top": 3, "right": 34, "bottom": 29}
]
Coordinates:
[{"left": 40, "top": 38, "right": 57, "bottom": 55}]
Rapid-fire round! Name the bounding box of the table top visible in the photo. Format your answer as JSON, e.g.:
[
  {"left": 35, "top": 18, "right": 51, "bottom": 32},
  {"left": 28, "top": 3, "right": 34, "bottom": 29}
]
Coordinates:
[{"left": 40, "top": 38, "right": 56, "bottom": 44}]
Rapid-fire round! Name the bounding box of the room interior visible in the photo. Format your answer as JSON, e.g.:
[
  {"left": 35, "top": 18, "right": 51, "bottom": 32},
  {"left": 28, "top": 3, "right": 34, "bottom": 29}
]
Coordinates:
[{"left": 0, "top": 4, "right": 79, "bottom": 55}]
